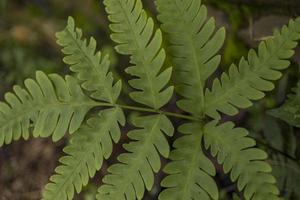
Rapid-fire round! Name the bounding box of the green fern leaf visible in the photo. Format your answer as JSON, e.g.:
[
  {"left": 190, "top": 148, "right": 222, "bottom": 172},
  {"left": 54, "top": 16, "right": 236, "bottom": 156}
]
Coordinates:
[
  {"left": 272, "top": 156, "right": 300, "bottom": 199},
  {"left": 104, "top": 0, "right": 173, "bottom": 109},
  {"left": 2, "top": 1, "right": 298, "bottom": 199},
  {"left": 268, "top": 82, "right": 300, "bottom": 127},
  {"left": 56, "top": 17, "right": 121, "bottom": 103},
  {"left": 159, "top": 122, "right": 218, "bottom": 200},
  {"left": 204, "top": 121, "right": 280, "bottom": 200},
  {"left": 96, "top": 1, "right": 175, "bottom": 199},
  {"left": 42, "top": 17, "right": 126, "bottom": 200},
  {"left": 97, "top": 114, "right": 173, "bottom": 200},
  {"left": 156, "top": 0, "right": 221, "bottom": 198},
  {"left": 156, "top": 0, "right": 225, "bottom": 117},
  {"left": 205, "top": 18, "right": 300, "bottom": 119},
  {"left": 0, "top": 71, "right": 94, "bottom": 145},
  {"left": 42, "top": 107, "right": 125, "bottom": 200},
  {"left": 261, "top": 117, "right": 300, "bottom": 198}
]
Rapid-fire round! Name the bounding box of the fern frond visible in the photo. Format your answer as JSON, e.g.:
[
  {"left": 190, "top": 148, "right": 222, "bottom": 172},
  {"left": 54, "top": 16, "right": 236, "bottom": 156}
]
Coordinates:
[
  {"left": 268, "top": 81, "right": 300, "bottom": 127},
  {"left": 0, "top": 71, "right": 94, "bottom": 145},
  {"left": 205, "top": 18, "right": 300, "bottom": 119},
  {"left": 103, "top": 0, "right": 173, "bottom": 109},
  {"left": 156, "top": 1, "right": 222, "bottom": 198},
  {"left": 97, "top": 114, "right": 173, "bottom": 200},
  {"left": 42, "top": 17, "right": 127, "bottom": 200},
  {"left": 156, "top": 0, "right": 225, "bottom": 117},
  {"left": 56, "top": 17, "right": 121, "bottom": 104},
  {"left": 42, "top": 107, "right": 125, "bottom": 200},
  {"left": 159, "top": 122, "right": 218, "bottom": 200},
  {"left": 96, "top": 1, "right": 175, "bottom": 199},
  {"left": 204, "top": 121, "right": 280, "bottom": 200}
]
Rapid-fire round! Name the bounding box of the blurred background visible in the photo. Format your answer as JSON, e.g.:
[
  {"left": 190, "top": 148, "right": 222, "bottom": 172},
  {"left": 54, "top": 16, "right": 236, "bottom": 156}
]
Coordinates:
[{"left": 0, "top": 0, "right": 300, "bottom": 199}]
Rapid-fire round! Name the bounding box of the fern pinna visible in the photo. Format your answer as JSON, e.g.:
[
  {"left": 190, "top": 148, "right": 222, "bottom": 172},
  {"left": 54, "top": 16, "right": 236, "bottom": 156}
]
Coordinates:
[
  {"left": 266, "top": 82, "right": 300, "bottom": 199},
  {"left": 0, "top": 0, "right": 300, "bottom": 200}
]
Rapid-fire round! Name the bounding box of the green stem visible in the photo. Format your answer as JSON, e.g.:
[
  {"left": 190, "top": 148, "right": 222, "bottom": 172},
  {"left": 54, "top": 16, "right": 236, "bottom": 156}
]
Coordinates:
[
  {"left": 255, "top": 138, "right": 299, "bottom": 163},
  {"left": 118, "top": 104, "right": 199, "bottom": 121},
  {"left": 93, "top": 102, "right": 199, "bottom": 121},
  {"left": 94, "top": 101, "right": 294, "bottom": 159}
]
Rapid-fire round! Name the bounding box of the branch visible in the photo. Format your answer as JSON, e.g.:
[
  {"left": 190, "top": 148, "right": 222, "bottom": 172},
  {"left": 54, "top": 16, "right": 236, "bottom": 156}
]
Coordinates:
[{"left": 255, "top": 138, "right": 299, "bottom": 163}]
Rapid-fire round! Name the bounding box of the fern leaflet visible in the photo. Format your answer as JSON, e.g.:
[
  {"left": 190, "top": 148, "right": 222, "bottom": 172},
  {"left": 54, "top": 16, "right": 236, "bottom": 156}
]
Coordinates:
[
  {"left": 56, "top": 16, "right": 121, "bottom": 104},
  {"left": 157, "top": 0, "right": 225, "bottom": 117},
  {"left": 42, "top": 107, "right": 125, "bottom": 200},
  {"left": 43, "top": 19, "right": 125, "bottom": 200},
  {"left": 104, "top": 0, "right": 173, "bottom": 109},
  {"left": 97, "top": 0, "right": 174, "bottom": 199},
  {"left": 262, "top": 116, "right": 300, "bottom": 198},
  {"left": 97, "top": 114, "right": 173, "bottom": 200},
  {"left": 204, "top": 121, "right": 280, "bottom": 200},
  {"left": 268, "top": 81, "right": 300, "bottom": 127},
  {"left": 0, "top": 71, "right": 94, "bottom": 145},
  {"left": 156, "top": 0, "right": 222, "bottom": 198},
  {"left": 205, "top": 18, "right": 300, "bottom": 119},
  {"left": 159, "top": 122, "right": 218, "bottom": 200}
]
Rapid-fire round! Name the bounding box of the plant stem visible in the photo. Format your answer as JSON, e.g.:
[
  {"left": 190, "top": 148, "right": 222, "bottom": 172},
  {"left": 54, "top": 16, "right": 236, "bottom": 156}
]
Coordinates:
[
  {"left": 93, "top": 102, "right": 199, "bottom": 121},
  {"left": 255, "top": 138, "right": 299, "bottom": 163},
  {"left": 94, "top": 101, "right": 299, "bottom": 160},
  {"left": 119, "top": 104, "right": 199, "bottom": 121}
]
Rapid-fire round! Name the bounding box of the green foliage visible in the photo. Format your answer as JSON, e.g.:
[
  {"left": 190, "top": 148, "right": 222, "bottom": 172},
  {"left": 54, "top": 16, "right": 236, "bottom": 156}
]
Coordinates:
[
  {"left": 156, "top": 0, "right": 296, "bottom": 199},
  {"left": 159, "top": 122, "right": 218, "bottom": 200},
  {"left": 269, "top": 82, "right": 300, "bottom": 127},
  {"left": 56, "top": 17, "right": 122, "bottom": 104},
  {"left": 272, "top": 156, "right": 300, "bottom": 199},
  {"left": 205, "top": 18, "right": 300, "bottom": 119},
  {"left": 0, "top": 71, "right": 93, "bottom": 145},
  {"left": 97, "top": 114, "right": 173, "bottom": 200},
  {"left": 261, "top": 117, "right": 300, "bottom": 199},
  {"left": 204, "top": 121, "right": 279, "bottom": 200},
  {"left": 96, "top": 1, "right": 174, "bottom": 199},
  {"left": 156, "top": 0, "right": 222, "bottom": 199},
  {"left": 43, "top": 107, "right": 125, "bottom": 200},
  {"left": 42, "top": 17, "right": 125, "bottom": 200},
  {"left": 1, "top": 0, "right": 300, "bottom": 200},
  {"left": 271, "top": 135, "right": 300, "bottom": 200},
  {"left": 265, "top": 93, "right": 300, "bottom": 199},
  {"left": 157, "top": 0, "right": 225, "bottom": 117},
  {"left": 104, "top": 0, "right": 173, "bottom": 109}
]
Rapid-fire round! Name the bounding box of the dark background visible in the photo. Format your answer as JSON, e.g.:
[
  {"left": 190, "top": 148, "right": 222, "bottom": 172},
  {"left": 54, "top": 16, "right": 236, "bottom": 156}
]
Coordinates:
[{"left": 0, "top": 0, "right": 300, "bottom": 199}]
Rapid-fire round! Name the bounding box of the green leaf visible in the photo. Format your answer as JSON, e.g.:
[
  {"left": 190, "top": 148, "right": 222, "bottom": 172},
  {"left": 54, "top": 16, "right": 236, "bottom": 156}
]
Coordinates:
[
  {"left": 156, "top": 0, "right": 225, "bottom": 117},
  {"left": 271, "top": 156, "right": 300, "bottom": 199},
  {"left": 97, "top": 1, "right": 175, "bottom": 200},
  {"left": 56, "top": 16, "right": 122, "bottom": 103},
  {"left": 159, "top": 122, "right": 218, "bottom": 200},
  {"left": 103, "top": 0, "right": 173, "bottom": 109},
  {"left": 42, "top": 17, "right": 126, "bottom": 200},
  {"left": 156, "top": 1, "right": 222, "bottom": 198},
  {"left": 204, "top": 121, "right": 280, "bottom": 200},
  {"left": 96, "top": 114, "right": 174, "bottom": 200},
  {"left": 268, "top": 82, "right": 300, "bottom": 127},
  {"left": 205, "top": 18, "right": 300, "bottom": 119},
  {"left": 262, "top": 118, "right": 300, "bottom": 198},
  {"left": 0, "top": 71, "right": 94, "bottom": 145},
  {"left": 42, "top": 107, "right": 125, "bottom": 200}
]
